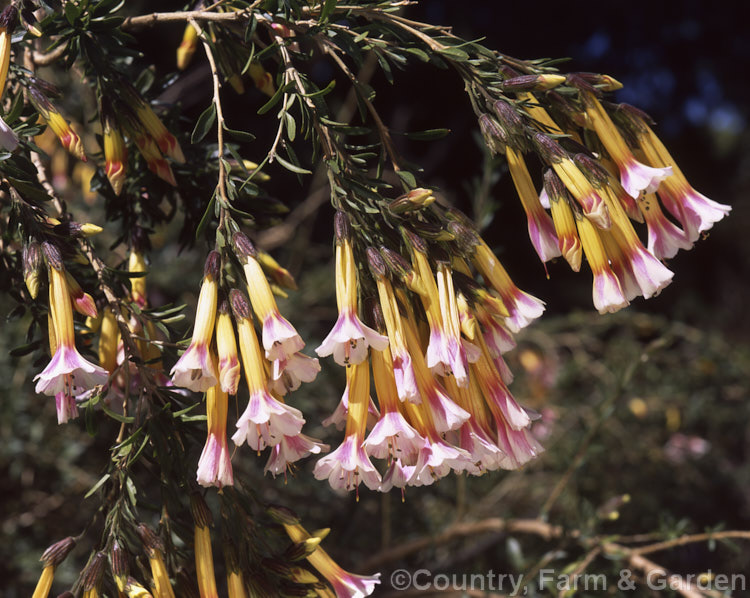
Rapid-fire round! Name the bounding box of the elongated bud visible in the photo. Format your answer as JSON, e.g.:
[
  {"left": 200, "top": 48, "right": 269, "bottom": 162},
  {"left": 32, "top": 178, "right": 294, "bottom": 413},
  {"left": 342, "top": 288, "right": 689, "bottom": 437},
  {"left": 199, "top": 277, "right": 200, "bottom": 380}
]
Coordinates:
[
  {"left": 478, "top": 113, "right": 506, "bottom": 154},
  {"left": 500, "top": 73, "right": 566, "bottom": 91},
  {"left": 102, "top": 108, "right": 128, "bottom": 195},
  {"left": 247, "top": 62, "right": 275, "bottom": 97},
  {"left": 177, "top": 23, "right": 199, "bottom": 70},
  {"left": 266, "top": 505, "right": 300, "bottom": 525},
  {"left": 257, "top": 250, "right": 297, "bottom": 290},
  {"left": 111, "top": 539, "right": 129, "bottom": 588},
  {"left": 492, "top": 100, "right": 524, "bottom": 137},
  {"left": 66, "top": 272, "right": 98, "bottom": 318},
  {"left": 123, "top": 576, "right": 152, "bottom": 598},
  {"left": 204, "top": 251, "right": 221, "bottom": 281},
  {"left": 334, "top": 210, "right": 351, "bottom": 243},
  {"left": 400, "top": 228, "right": 428, "bottom": 254},
  {"left": 82, "top": 552, "right": 106, "bottom": 593},
  {"left": 24, "top": 242, "right": 43, "bottom": 299},
  {"left": 532, "top": 132, "right": 566, "bottom": 164},
  {"left": 80, "top": 223, "right": 103, "bottom": 236},
  {"left": 573, "top": 72, "right": 623, "bottom": 92},
  {"left": 41, "top": 537, "right": 76, "bottom": 567},
  {"left": 232, "top": 231, "right": 257, "bottom": 261},
  {"left": 387, "top": 188, "right": 435, "bottom": 214},
  {"left": 565, "top": 73, "right": 599, "bottom": 96},
  {"left": 28, "top": 87, "right": 86, "bottom": 161},
  {"left": 191, "top": 493, "right": 213, "bottom": 527},
  {"left": 447, "top": 221, "right": 480, "bottom": 254},
  {"left": 41, "top": 241, "right": 63, "bottom": 271},
  {"left": 0, "top": 6, "right": 18, "bottom": 99},
  {"left": 124, "top": 116, "right": 176, "bottom": 186},
  {"left": 21, "top": 6, "right": 42, "bottom": 37}
]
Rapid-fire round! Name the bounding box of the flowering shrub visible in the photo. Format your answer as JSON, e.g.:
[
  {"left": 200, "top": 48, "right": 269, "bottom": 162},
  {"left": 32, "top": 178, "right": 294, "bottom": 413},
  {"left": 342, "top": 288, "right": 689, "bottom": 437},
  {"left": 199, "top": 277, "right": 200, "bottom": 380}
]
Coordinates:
[{"left": 0, "top": 1, "right": 736, "bottom": 597}]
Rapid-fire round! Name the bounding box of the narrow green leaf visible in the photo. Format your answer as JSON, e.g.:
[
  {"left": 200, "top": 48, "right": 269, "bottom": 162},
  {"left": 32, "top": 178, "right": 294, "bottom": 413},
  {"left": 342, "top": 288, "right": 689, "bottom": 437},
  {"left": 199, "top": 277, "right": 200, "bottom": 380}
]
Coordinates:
[
  {"left": 191, "top": 104, "right": 217, "bottom": 144},
  {"left": 403, "top": 128, "right": 451, "bottom": 141},
  {"left": 257, "top": 82, "right": 289, "bottom": 115},
  {"left": 275, "top": 154, "right": 312, "bottom": 175},
  {"left": 319, "top": 0, "right": 338, "bottom": 23},
  {"left": 84, "top": 474, "right": 111, "bottom": 499},
  {"left": 101, "top": 403, "right": 135, "bottom": 424},
  {"left": 437, "top": 46, "right": 470, "bottom": 61},
  {"left": 223, "top": 126, "right": 256, "bottom": 143},
  {"left": 195, "top": 193, "right": 217, "bottom": 240}
]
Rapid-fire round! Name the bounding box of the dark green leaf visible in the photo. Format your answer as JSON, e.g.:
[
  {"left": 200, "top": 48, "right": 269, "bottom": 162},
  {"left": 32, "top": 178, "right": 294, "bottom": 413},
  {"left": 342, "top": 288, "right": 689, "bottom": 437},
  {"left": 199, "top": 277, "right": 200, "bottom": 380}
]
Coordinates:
[
  {"left": 191, "top": 104, "right": 217, "bottom": 144},
  {"left": 319, "top": 0, "right": 338, "bottom": 23},
  {"left": 403, "top": 128, "right": 451, "bottom": 141},
  {"left": 275, "top": 154, "right": 312, "bottom": 175}
]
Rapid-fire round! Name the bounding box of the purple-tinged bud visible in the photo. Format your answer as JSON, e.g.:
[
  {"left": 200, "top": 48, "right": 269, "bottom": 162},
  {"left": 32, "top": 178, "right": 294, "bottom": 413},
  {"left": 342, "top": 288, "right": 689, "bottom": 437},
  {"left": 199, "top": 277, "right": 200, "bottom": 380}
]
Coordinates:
[
  {"left": 379, "top": 247, "right": 411, "bottom": 278},
  {"left": 498, "top": 65, "right": 521, "bottom": 79},
  {"left": 190, "top": 493, "right": 213, "bottom": 527},
  {"left": 447, "top": 221, "right": 479, "bottom": 254},
  {"left": 565, "top": 73, "right": 599, "bottom": 96},
  {"left": 0, "top": 5, "right": 17, "bottom": 30},
  {"left": 573, "top": 154, "right": 611, "bottom": 187},
  {"left": 543, "top": 169, "right": 569, "bottom": 202},
  {"left": 229, "top": 289, "right": 251, "bottom": 321},
  {"left": 366, "top": 247, "right": 387, "bottom": 278},
  {"left": 573, "top": 72, "right": 623, "bottom": 92},
  {"left": 136, "top": 524, "right": 165, "bottom": 557},
  {"left": 232, "top": 231, "right": 257, "bottom": 261},
  {"left": 41, "top": 241, "right": 63, "bottom": 270},
  {"left": 334, "top": 210, "right": 351, "bottom": 243},
  {"left": 532, "top": 133, "right": 567, "bottom": 164},
  {"left": 401, "top": 228, "right": 428, "bottom": 253},
  {"left": 492, "top": 101, "right": 524, "bottom": 136},
  {"left": 478, "top": 114, "right": 506, "bottom": 154},
  {"left": 82, "top": 552, "right": 107, "bottom": 592},
  {"left": 41, "top": 537, "right": 76, "bottom": 567},
  {"left": 110, "top": 539, "right": 128, "bottom": 580},
  {"left": 204, "top": 250, "right": 221, "bottom": 280},
  {"left": 500, "top": 74, "right": 565, "bottom": 91}
]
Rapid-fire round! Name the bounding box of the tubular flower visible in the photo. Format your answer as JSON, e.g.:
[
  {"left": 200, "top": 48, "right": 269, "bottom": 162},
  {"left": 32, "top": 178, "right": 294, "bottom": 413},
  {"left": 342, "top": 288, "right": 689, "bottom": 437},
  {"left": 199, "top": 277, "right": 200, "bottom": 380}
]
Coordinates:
[
  {"left": 370, "top": 249, "right": 420, "bottom": 402},
  {"left": 0, "top": 6, "right": 16, "bottom": 100},
  {"left": 197, "top": 385, "right": 234, "bottom": 488},
  {"left": 32, "top": 537, "right": 76, "bottom": 598},
  {"left": 215, "top": 304, "right": 241, "bottom": 394},
  {"left": 126, "top": 117, "right": 178, "bottom": 186},
  {"left": 532, "top": 133, "right": 610, "bottom": 228},
  {"left": 363, "top": 344, "right": 423, "bottom": 462},
  {"left": 170, "top": 252, "right": 220, "bottom": 392},
  {"left": 28, "top": 87, "right": 87, "bottom": 161},
  {"left": 283, "top": 523, "right": 380, "bottom": 598},
  {"left": 98, "top": 307, "right": 120, "bottom": 373},
  {"left": 544, "top": 170, "right": 583, "bottom": 271},
  {"left": 230, "top": 290, "right": 305, "bottom": 451},
  {"left": 122, "top": 83, "right": 185, "bottom": 164},
  {"left": 103, "top": 111, "right": 127, "bottom": 196},
  {"left": 506, "top": 146, "right": 561, "bottom": 264},
  {"left": 35, "top": 254, "right": 108, "bottom": 406},
  {"left": 177, "top": 23, "right": 199, "bottom": 70},
  {"left": 316, "top": 213, "right": 388, "bottom": 366},
  {"left": 137, "top": 526, "right": 176, "bottom": 598},
  {"left": 314, "top": 360, "right": 382, "bottom": 493},
  {"left": 580, "top": 90, "right": 672, "bottom": 199},
  {"left": 65, "top": 271, "right": 98, "bottom": 318},
  {"left": 639, "top": 193, "right": 692, "bottom": 260},
  {"left": 576, "top": 213, "right": 629, "bottom": 314},
  {"left": 248, "top": 61, "right": 276, "bottom": 97},
  {"left": 629, "top": 118, "right": 731, "bottom": 242},
  {"left": 471, "top": 239, "right": 545, "bottom": 332},
  {"left": 192, "top": 496, "right": 219, "bottom": 598},
  {"left": 234, "top": 232, "right": 305, "bottom": 363},
  {"left": 264, "top": 432, "right": 329, "bottom": 477}
]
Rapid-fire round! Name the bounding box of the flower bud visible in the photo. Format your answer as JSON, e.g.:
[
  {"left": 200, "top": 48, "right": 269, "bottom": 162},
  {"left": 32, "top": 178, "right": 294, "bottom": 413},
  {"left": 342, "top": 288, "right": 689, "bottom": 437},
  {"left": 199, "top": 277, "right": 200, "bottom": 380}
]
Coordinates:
[
  {"left": 41, "top": 241, "right": 63, "bottom": 271},
  {"left": 20, "top": 6, "right": 42, "bottom": 37},
  {"left": 232, "top": 231, "right": 257, "bottom": 261},
  {"left": 177, "top": 23, "right": 199, "bottom": 70},
  {"left": 229, "top": 289, "right": 251, "bottom": 321},
  {"left": 0, "top": 6, "right": 18, "bottom": 99},
  {"left": 102, "top": 108, "right": 128, "bottom": 196},
  {"left": 447, "top": 221, "right": 480, "bottom": 255},
  {"left": 478, "top": 113, "right": 506, "bottom": 154},
  {"left": 23, "top": 242, "right": 42, "bottom": 299},
  {"left": 532, "top": 132, "right": 566, "bottom": 164},
  {"left": 136, "top": 524, "right": 165, "bottom": 558},
  {"left": 204, "top": 250, "right": 221, "bottom": 280},
  {"left": 82, "top": 552, "right": 107, "bottom": 592},
  {"left": 573, "top": 71, "right": 623, "bottom": 91},
  {"left": 334, "top": 210, "right": 351, "bottom": 243},
  {"left": 573, "top": 153, "right": 610, "bottom": 188},
  {"left": 267, "top": 504, "right": 300, "bottom": 525},
  {"left": 387, "top": 188, "right": 435, "bottom": 214},
  {"left": 111, "top": 539, "right": 129, "bottom": 588},
  {"left": 366, "top": 247, "right": 387, "bottom": 278},
  {"left": 41, "top": 537, "right": 76, "bottom": 567},
  {"left": 500, "top": 73, "right": 566, "bottom": 91}
]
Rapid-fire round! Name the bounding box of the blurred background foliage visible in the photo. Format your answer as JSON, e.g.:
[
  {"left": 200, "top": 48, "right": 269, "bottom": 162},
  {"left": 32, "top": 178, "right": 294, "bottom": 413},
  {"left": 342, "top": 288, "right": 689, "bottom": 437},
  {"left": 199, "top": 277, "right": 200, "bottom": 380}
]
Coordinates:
[{"left": 2, "top": 0, "right": 749, "bottom": 595}]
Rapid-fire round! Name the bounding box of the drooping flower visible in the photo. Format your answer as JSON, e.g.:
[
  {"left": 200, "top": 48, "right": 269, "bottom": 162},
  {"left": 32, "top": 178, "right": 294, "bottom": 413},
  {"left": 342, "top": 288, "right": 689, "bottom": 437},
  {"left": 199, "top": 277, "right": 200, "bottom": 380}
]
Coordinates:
[
  {"left": 270, "top": 351, "right": 321, "bottom": 396},
  {"left": 316, "top": 213, "right": 388, "bottom": 366},
  {"left": 124, "top": 115, "right": 177, "bottom": 186},
  {"left": 136, "top": 525, "right": 176, "bottom": 598},
  {"left": 314, "top": 361, "right": 382, "bottom": 493},
  {"left": 28, "top": 86, "right": 87, "bottom": 161},
  {"left": 283, "top": 522, "right": 380, "bottom": 598},
  {"left": 638, "top": 193, "right": 692, "bottom": 260},
  {"left": 230, "top": 290, "right": 305, "bottom": 451},
  {"left": 215, "top": 303, "right": 241, "bottom": 395},
  {"left": 265, "top": 433, "right": 329, "bottom": 477},
  {"left": 102, "top": 106, "right": 127, "bottom": 196},
  {"left": 191, "top": 495, "right": 219, "bottom": 598},
  {"left": 234, "top": 232, "right": 306, "bottom": 363},
  {"left": 170, "top": 253, "right": 220, "bottom": 391},
  {"left": 34, "top": 254, "right": 108, "bottom": 402},
  {"left": 575, "top": 213, "right": 629, "bottom": 314},
  {"left": 579, "top": 90, "right": 672, "bottom": 199},
  {"left": 197, "top": 385, "right": 234, "bottom": 488},
  {"left": 31, "top": 537, "right": 76, "bottom": 598},
  {"left": 506, "top": 146, "right": 561, "bottom": 264},
  {"left": 544, "top": 170, "right": 583, "bottom": 271}
]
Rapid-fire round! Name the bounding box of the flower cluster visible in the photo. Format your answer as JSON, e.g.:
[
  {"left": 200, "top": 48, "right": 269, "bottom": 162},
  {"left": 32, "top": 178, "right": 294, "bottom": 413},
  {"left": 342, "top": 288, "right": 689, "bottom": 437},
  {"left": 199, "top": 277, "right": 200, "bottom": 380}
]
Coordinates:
[
  {"left": 314, "top": 210, "right": 544, "bottom": 495},
  {"left": 169, "top": 235, "right": 325, "bottom": 487},
  {"left": 479, "top": 72, "right": 730, "bottom": 313}
]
